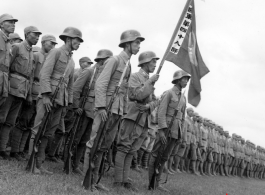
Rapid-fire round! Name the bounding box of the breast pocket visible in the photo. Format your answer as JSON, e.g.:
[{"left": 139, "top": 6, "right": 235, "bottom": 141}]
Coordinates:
[{"left": 55, "top": 57, "right": 68, "bottom": 73}]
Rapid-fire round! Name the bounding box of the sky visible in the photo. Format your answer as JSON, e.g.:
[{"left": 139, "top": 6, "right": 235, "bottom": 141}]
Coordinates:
[{"left": 1, "top": 0, "right": 265, "bottom": 147}]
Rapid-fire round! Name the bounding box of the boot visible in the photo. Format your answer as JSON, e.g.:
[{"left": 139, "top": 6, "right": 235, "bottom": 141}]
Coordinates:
[
  {"left": 142, "top": 151, "right": 150, "bottom": 170},
  {"left": 191, "top": 160, "right": 200, "bottom": 176},
  {"left": 114, "top": 151, "right": 126, "bottom": 183}
]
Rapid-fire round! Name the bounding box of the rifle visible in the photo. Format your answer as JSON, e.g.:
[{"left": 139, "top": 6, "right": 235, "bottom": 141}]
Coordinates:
[
  {"left": 26, "top": 73, "right": 67, "bottom": 173},
  {"left": 64, "top": 67, "right": 97, "bottom": 174},
  {"left": 83, "top": 60, "right": 130, "bottom": 190},
  {"left": 149, "top": 91, "right": 185, "bottom": 190}
]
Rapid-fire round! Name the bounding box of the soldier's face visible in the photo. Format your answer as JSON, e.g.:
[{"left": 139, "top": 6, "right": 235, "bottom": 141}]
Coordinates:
[
  {"left": 71, "top": 38, "right": 82, "bottom": 50},
  {"left": 27, "top": 32, "right": 40, "bottom": 46},
  {"left": 147, "top": 59, "right": 157, "bottom": 73},
  {"left": 130, "top": 39, "right": 141, "bottom": 55},
  {"left": 1, "top": 20, "right": 15, "bottom": 34},
  {"left": 179, "top": 76, "right": 189, "bottom": 88},
  {"left": 187, "top": 110, "right": 193, "bottom": 117},
  {"left": 43, "top": 41, "right": 56, "bottom": 53}
]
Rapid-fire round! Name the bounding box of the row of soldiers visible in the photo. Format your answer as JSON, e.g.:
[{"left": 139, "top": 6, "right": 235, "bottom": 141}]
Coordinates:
[{"left": 0, "top": 13, "right": 264, "bottom": 193}]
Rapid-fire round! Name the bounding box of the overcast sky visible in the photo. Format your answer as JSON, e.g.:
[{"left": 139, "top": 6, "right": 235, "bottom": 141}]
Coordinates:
[{"left": 1, "top": 0, "right": 265, "bottom": 147}]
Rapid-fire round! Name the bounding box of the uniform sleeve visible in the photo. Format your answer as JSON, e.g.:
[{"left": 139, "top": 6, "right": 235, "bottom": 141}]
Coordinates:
[
  {"left": 72, "top": 68, "right": 92, "bottom": 108},
  {"left": 40, "top": 49, "right": 58, "bottom": 94},
  {"left": 157, "top": 90, "right": 171, "bottom": 130},
  {"left": 68, "top": 61, "right": 75, "bottom": 104},
  {"left": 10, "top": 44, "right": 19, "bottom": 67},
  {"left": 128, "top": 73, "right": 155, "bottom": 101},
  {"left": 95, "top": 57, "right": 117, "bottom": 108}
]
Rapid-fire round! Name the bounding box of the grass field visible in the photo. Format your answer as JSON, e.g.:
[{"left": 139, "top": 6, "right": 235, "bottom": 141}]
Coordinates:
[{"left": 0, "top": 159, "right": 265, "bottom": 195}]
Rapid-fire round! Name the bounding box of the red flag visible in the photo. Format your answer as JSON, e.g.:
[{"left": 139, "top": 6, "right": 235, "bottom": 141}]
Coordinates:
[{"left": 164, "top": 0, "right": 210, "bottom": 107}]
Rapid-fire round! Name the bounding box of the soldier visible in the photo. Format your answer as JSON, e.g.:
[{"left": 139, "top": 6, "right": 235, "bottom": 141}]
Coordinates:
[
  {"left": 148, "top": 70, "right": 189, "bottom": 192},
  {"left": 114, "top": 51, "right": 159, "bottom": 191},
  {"left": 223, "top": 131, "right": 230, "bottom": 176},
  {"left": 205, "top": 119, "right": 214, "bottom": 176},
  {"left": 198, "top": 117, "right": 208, "bottom": 176},
  {"left": 26, "top": 35, "right": 58, "bottom": 156},
  {"left": 183, "top": 107, "right": 194, "bottom": 174},
  {"left": 192, "top": 113, "right": 202, "bottom": 175},
  {"left": 31, "top": 27, "right": 82, "bottom": 174},
  {"left": 0, "top": 26, "right": 41, "bottom": 160},
  {"left": 227, "top": 132, "right": 234, "bottom": 176},
  {"left": 74, "top": 57, "right": 93, "bottom": 81},
  {"left": 9, "top": 33, "right": 23, "bottom": 45},
  {"left": 85, "top": 30, "right": 144, "bottom": 192},
  {"left": 70, "top": 49, "right": 113, "bottom": 175},
  {"left": 0, "top": 14, "right": 18, "bottom": 108}
]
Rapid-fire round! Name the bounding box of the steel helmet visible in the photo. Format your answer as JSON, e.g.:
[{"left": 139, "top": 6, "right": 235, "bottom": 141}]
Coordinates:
[
  {"left": 9, "top": 33, "right": 23, "bottom": 41},
  {"left": 79, "top": 57, "right": 93, "bottom": 64},
  {"left": 59, "top": 27, "right": 83, "bottom": 42},
  {"left": 186, "top": 107, "right": 194, "bottom": 112},
  {"left": 172, "top": 70, "right": 191, "bottom": 84},
  {"left": 138, "top": 51, "right": 159, "bottom": 67},
  {"left": 118, "top": 30, "right": 145, "bottom": 48},
  {"left": 94, "top": 49, "right": 113, "bottom": 62}
]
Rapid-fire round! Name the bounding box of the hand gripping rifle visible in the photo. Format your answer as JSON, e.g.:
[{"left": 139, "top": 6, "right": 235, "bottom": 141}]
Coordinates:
[
  {"left": 149, "top": 91, "right": 185, "bottom": 190},
  {"left": 64, "top": 67, "right": 97, "bottom": 174},
  {"left": 82, "top": 60, "right": 130, "bottom": 190},
  {"left": 26, "top": 72, "right": 67, "bottom": 173}
]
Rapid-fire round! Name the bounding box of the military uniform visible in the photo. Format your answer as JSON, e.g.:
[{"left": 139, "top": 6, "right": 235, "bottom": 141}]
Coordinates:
[
  {"left": 149, "top": 70, "right": 189, "bottom": 191},
  {"left": 0, "top": 38, "right": 35, "bottom": 157},
  {"left": 71, "top": 58, "right": 109, "bottom": 171},
  {"left": 12, "top": 35, "right": 57, "bottom": 159},
  {"left": 32, "top": 43, "right": 75, "bottom": 171}
]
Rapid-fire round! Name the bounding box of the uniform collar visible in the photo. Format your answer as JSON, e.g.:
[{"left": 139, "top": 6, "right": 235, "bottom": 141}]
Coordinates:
[
  {"left": 22, "top": 40, "right": 32, "bottom": 51},
  {"left": 0, "top": 30, "right": 9, "bottom": 42},
  {"left": 61, "top": 45, "right": 73, "bottom": 57},
  {"left": 119, "top": 50, "right": 130, "bottom": 63},
  {"left": 139, "top": 68, "right": 149, "bottom": 78},
  {"left": 172, "top": 85, "right": 182, "bottom": 95}
]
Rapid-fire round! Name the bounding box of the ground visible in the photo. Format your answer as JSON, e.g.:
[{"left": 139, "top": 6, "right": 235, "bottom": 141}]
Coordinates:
[{"left": 0, "top": 159, "right": 264, "bottom": 195}]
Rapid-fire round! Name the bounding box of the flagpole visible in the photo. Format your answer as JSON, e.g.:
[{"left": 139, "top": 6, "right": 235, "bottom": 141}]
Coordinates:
[{"left": 156, "top": 0, "right": 193, "bottom": 75}]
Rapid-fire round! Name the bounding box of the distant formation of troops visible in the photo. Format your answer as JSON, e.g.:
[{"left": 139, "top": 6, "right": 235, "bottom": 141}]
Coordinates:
[{"left": 0, "top": 13, "right": 265, "bottom": 193}]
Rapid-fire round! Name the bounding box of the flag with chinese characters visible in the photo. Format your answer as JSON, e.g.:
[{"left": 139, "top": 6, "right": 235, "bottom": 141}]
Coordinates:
[{"left": 165, "top": 0, "right": 209, "bottom": 107}]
